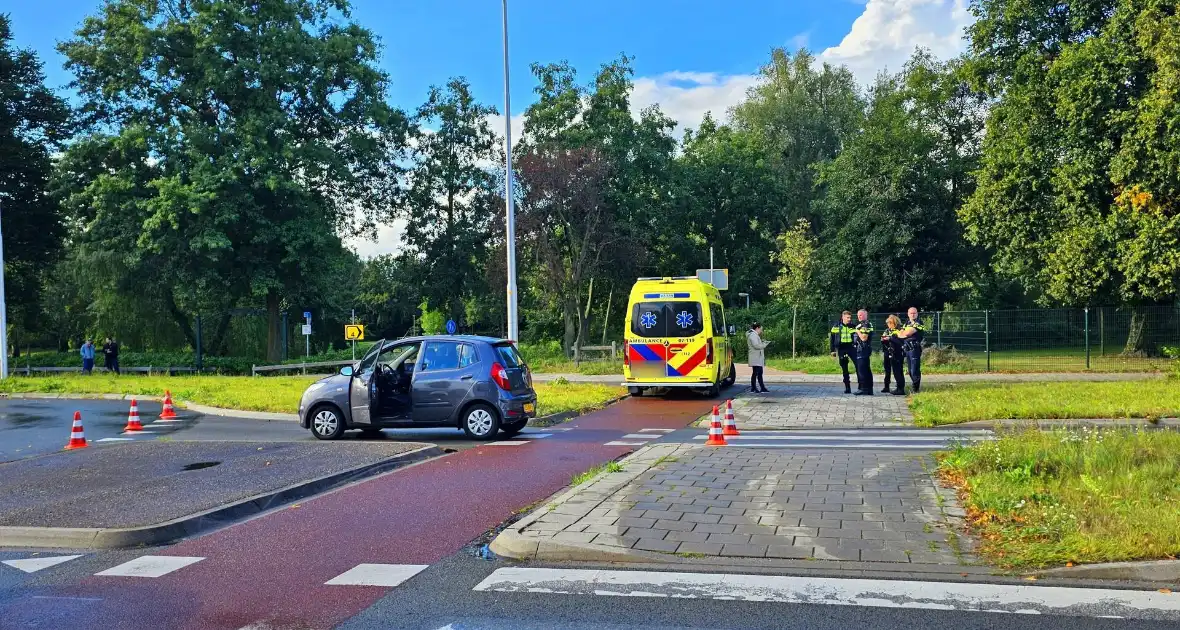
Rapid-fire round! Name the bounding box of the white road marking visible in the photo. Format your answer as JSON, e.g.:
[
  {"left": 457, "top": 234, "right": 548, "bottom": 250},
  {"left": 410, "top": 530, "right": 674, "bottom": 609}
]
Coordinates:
[
  {"left": 472, "top": 568, "right": 1180, "bottom": 620},
  {"left": 95, "top": 556, "right": 204, "bottom": 578},
  {"left": 620, "top": 434, "right": 659, "bottom": 440},
  {"left": 96, "top": 437, "right": 135, "bottom": 442},
  {"left": 2, "top": 555, "right": 82, "bottom": 573},
  {"left": 639, "top": 428, "right": 674, "bottom": 433},
  {"left": 603, "top": 441, "right": 648, "bottom": 446},
  {"left": 690, "top": 434, "right": 991, "bottom": 441},
  {"left": 324, "top": 563, "right": 428, "bottom": 587},
  {"left": 483, "top": 441, "right": 530, "bottom": 446},
  {"left": 523, "top": 433, "right": 552, "bottom": 439}
]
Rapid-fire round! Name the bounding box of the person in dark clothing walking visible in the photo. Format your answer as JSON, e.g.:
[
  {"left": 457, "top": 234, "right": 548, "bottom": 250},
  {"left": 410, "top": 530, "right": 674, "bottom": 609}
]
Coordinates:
[
  {"left": 829, "top": 311, "right": 855, "bottom": 394},
  {"left": 881, "top": 315, "right": 905, "bottom": 395},
  {"left": 852, "top": 310, "right": 874, "bottom": 395},
  {"left": 897, "top": 307, "right": 926, "bottom": 393}
]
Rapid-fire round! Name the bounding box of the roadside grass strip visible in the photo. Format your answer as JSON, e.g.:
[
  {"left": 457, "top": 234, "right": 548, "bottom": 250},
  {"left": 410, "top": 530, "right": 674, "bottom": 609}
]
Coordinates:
[
  {"left": 0, "top": 374, "right": 625, "bottom": 417},
  {"left": 937, "top": 426, "right": 1180, "bottom": 569},
  {"left": 571, "top": 461, "right": 624, "bottom": 486},
  {"left": 910, "top": 380, "right": 1180, "bottom": 426}
]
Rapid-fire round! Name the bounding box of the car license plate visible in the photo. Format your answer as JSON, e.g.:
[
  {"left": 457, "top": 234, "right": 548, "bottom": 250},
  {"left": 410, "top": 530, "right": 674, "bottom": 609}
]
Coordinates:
[{"left": 523, "top": 403, "right": 535, "bottom": 414}]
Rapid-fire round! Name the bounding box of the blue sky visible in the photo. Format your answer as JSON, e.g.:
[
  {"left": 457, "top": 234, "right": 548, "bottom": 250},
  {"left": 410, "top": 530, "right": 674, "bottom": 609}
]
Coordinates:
[{"left": 4, "top": 0, "right": 973, "bottom": 257}]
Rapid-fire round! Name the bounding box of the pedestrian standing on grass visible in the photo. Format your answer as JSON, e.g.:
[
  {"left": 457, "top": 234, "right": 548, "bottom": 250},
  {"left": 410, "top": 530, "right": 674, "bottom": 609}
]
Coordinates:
[
  {"left": 746, "top": 322, "right": 770, "bottom": 394},
  {"left": 80, "top": 339, "right": 95, "bottom": 375},
  {"left": 103, "top": 337, "right": 121, "bottom": 375}
]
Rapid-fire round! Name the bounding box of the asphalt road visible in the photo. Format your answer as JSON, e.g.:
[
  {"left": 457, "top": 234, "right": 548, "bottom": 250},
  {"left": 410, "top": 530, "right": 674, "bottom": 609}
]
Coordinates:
[
  {"left": 0, "top": 395, "right": 715, "bottom": 629},
  {"left": 0, "top": 399, "right": 179, "bottom": 462}
]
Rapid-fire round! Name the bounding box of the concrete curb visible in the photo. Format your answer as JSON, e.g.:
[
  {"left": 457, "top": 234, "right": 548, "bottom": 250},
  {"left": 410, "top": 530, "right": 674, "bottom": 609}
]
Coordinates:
[
  {"left": 1034, "top": 559, "right": 1180, "bottom": 581},
  {"left": 490, "top": 443, "right": 686, "bottom": 564},
  {"left": 0, "top": 444, "right": 441, "bottom": 549}
]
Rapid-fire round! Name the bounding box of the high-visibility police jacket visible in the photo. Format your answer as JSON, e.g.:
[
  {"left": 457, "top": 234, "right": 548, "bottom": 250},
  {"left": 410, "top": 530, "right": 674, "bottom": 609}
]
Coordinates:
[
  {"left": 881, "top": 328, "right": 902, "bottom": 357},
  {"left": 902, "top": 318, "right": 927, "bottom": 351},
  {"left": 853, "top": 321, "right": 874, "bottom": 357},
  {"left": 830, "top": 322, "right": 855, "bottom": 353}
]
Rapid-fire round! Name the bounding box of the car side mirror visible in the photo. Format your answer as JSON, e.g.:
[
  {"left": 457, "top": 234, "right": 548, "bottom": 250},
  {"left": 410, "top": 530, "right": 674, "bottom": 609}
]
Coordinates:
[
  {"left": 728, "top": 325, "right": 736, "bottom": 335},
  {"left": 339, "top": 366, "right": 354, "bottom": 377}
]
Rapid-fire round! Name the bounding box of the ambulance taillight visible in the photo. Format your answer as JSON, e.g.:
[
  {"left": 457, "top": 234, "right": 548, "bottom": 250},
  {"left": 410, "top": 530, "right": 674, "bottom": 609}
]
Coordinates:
[
  {"left": 706, "top": 338, "right": 714, "bottom": 365},
  {"left": 623, "top": 342, "right": 631, "bottom": 368}
]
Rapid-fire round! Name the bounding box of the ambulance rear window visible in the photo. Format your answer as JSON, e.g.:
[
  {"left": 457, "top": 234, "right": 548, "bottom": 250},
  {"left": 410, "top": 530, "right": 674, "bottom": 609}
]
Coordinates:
[{"left": 631, "top": 302, "right": 704, "bottom": 338}]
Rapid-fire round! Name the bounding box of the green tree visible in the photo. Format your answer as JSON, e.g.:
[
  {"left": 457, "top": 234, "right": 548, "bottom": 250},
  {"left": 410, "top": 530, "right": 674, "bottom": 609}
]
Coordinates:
[
  {"left": 667, "top": 115, "right": 783, "bottom": 300},
  {"left": 401, "top": 78, "right": 498, "bottom": 324},
  {"left": 811, "top": 52, "right": 986, "bottom": 313},
  {"left": 770, "top": 218, "right": 817, "bottom": 357},
  {"left": 0, "top": 14, "right": 71, "bottom": 354},
  {"left": 730, "top": 48, "right": 863, "bottom": 228},
  {"left": 960, "top": 0, "right": 1180, "bottom": 353},
  {"left": 56, "top": 0, "right": 408, "bottom": 361}
]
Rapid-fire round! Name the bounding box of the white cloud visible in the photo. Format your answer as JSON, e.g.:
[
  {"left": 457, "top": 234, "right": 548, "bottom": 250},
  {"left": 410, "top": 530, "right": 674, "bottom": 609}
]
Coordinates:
[
  {"left": 819, "top": 0, "right": 973, "bottom": 85},
  {"left": 346, "top": 217, "right": 406, "bottom": 259},
  {"left": 630, "top": 71, "right": 761, "bottom": 134}
]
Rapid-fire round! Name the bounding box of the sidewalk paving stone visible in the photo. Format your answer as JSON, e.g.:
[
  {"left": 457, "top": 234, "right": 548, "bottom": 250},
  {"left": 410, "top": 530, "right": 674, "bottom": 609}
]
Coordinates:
[
  {"left": 728, "top": 386, "right": 912, "bottom": 429},
  {"left": 510, "top": 442, "right": 979, "bottom": 566}
]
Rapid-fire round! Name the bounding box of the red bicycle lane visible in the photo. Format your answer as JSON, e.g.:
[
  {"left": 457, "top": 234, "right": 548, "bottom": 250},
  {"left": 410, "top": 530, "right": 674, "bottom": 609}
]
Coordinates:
[{"left": 16, "top": 395, "right": 714, "bottom": 630}]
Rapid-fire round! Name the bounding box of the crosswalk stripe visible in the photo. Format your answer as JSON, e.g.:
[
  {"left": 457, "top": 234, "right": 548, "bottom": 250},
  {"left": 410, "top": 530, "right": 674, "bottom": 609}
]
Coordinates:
[
  {"left": 620, "top": 434, "right": 659, "bottom": 439},
  {"left": 604, "top": 441, "right": 649, "bottom": 446},
  {"left": 472, "top": 568, "right": 1180, "bottom": 620},
  {"left": 95, "top": 556, "right": 203, "bottom": 578},
  {"left": 2, "top": 555, "right": 82, "bottom": 573},
  {"left": 483, "top": 441, "right": 530, "bottom": 446},
  {"left": 718, "top": 442, "right": 969, "bottom": 449},
  {"left": 324, "top": 563, "right": 428, "bottom": 587},
  {"left": 691, "top": 434, "right": 991, "bottom": 442},
  {"left": 96, "top": 437, "right": 136, "bottom": 442},
  {"left": 639, "top": 428, "right": 674, "bottom": 433}
]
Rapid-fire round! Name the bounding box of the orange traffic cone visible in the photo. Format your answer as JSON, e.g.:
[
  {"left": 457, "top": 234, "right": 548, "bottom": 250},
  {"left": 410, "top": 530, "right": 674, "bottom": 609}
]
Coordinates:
[
  {"left": 159, "top": 391, "right": 178, "bottom": 420},
  {"left": 64, "top": 411, "right": 88, "bottom": 450},
  {"left": 704, "top": 405, "right": 727, "bottom": 446},
  {"left": 722, "top": 399, "right": 740, "bottom": 436},
  {"left": 123, "top": 398, "right": 144, "bottom": 432}
]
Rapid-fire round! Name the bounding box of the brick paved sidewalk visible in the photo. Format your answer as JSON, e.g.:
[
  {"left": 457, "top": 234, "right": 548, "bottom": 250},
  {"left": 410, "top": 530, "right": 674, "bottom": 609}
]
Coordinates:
[
  {"left": 495, "top": 443, "right": 977, "bottom": 566},
  {"left": 727, "top": 386, "right": 911, "bottom": 429}
]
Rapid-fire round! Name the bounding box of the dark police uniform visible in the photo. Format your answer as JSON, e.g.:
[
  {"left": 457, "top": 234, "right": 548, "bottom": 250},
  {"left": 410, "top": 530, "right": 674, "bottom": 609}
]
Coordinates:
[
  {"left": 852, "top": 320, "right": 874, "bottom": 395},
  {"left": 902, "top": 316, "right": 927, "bottom": 392},
  {"left": 881, "top": 327, "right": 904, "bottom": 394},
  {"left": 829, "top": 320, "right": 856, "bottom": 393}
]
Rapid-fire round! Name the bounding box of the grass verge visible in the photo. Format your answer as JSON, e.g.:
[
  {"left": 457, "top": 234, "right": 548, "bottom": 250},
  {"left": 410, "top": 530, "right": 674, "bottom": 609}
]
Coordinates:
[
  {"left": 571, "top": 460, "right": 624, "bottom": 486},
  {"left": 910, "top": 380, "right": 1179, "bottom": 426},
  {"left": 937, "top": 427, "right": 1180, "bottom": 569},
  {"left": 0, "top": 374, "right": 626, "bottom": 417}
]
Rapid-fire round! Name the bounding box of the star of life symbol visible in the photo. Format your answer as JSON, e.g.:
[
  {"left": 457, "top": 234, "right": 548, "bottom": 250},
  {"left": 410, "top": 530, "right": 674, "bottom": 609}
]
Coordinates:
[
  {"left": 676, "top": 311, "right": 694, "bottom": 328},
  {"left": 640, "top": 311, "right": 659, "bottom": 329}
]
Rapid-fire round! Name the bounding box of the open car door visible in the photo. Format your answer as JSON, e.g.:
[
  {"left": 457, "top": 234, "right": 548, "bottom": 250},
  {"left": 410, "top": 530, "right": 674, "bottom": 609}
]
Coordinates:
[{"left": 349, "top": 339, "right": 385, "bottom": 427}]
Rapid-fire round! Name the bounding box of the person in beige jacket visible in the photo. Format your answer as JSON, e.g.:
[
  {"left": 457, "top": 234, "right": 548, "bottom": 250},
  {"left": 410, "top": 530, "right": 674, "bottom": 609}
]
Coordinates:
[{"left": 746, "top": 323, "right": 770, "bottom": 393}]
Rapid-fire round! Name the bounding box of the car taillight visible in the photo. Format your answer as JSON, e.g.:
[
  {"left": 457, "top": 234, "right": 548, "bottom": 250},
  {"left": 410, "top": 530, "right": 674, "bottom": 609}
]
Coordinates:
[
  {"left": 623, "top": 342, "right": 631, "bottom": 367},
  {"left": 706, "top": 338, "right": 714, "bottom": 365},
  {"left": 491, "top": 362, "right": 511, "bottom": 391}
]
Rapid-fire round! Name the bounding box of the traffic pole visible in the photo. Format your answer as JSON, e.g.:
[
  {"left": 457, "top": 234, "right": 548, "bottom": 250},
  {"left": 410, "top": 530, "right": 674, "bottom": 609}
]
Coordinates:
[
  {"left": 502, "top": 0, "right": 519, "bottom": 343},
  {"left": 0, "top": 200, "right": 8, "bottom": 379}
]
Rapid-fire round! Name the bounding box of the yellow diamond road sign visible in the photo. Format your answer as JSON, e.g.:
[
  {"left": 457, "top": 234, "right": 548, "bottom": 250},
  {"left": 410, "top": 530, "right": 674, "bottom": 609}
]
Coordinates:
[{"left": 344, "top": 324, "right": 364, "bottom": 341}]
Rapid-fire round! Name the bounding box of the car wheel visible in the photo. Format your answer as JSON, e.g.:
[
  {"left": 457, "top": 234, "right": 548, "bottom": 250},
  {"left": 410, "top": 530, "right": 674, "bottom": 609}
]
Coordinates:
[
  {"left": 310, "top": 405, "right": 346, "bottom": 440},
  {"left": 705, "top": 383, "right": 720, "bottom": 398},
  {"left": 628, "top": 386, "right": 644, "bottom": 397},
  {"left": 462, "top": 404, "right": 501, "bottom": 441},
  {"left": 501, "top": 419, "right": 528, "bottom": 437}
]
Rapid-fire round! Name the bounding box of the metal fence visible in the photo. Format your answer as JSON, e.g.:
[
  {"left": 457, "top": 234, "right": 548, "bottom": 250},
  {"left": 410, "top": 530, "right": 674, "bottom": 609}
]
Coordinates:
[{"left": 856, "top": 306, "right": 1180, "bottom": 372}]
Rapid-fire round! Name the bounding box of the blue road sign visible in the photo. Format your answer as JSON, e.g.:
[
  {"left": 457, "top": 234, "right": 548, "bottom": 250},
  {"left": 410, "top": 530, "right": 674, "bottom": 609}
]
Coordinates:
[
  {"left": 303, "top": 311, "right": 312, "bottom": 321},
  {"left": 446, "top": 319, "right": 457, "bottom": 335}
]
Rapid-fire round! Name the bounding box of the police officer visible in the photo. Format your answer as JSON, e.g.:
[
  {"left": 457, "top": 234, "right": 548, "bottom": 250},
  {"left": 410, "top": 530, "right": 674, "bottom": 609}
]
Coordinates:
[
  {"left": 881, "top": 314, "right": 905, "bottom": 395},
  {"left": 852, "top": 309, "right": 874, "bottom": 396},
  {"left": 897, "top": 306, "right": 926, "bottom": 393},
  {"left": 829, "top": 311, "right": 855, "bottom": 394}
]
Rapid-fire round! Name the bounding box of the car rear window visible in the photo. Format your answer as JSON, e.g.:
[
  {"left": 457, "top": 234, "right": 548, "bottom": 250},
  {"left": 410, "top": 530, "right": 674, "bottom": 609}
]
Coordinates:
[
  {"left": 631, "top": 302, "right": 704, "bottom": 338},
  {"left": 494, "top": 343, "right": 525, "bottom": 368}
]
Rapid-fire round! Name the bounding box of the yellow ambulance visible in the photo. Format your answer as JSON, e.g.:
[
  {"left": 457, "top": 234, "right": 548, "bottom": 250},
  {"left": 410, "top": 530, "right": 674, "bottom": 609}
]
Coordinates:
[{"left": 622, "top": 276, "right": 736, "bottom": 396}]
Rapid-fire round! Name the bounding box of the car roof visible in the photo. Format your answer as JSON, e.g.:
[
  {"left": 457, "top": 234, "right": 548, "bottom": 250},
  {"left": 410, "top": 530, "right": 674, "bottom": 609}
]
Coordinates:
[{"left": 389, "top": 335, "right": 508, "bottom": 345}]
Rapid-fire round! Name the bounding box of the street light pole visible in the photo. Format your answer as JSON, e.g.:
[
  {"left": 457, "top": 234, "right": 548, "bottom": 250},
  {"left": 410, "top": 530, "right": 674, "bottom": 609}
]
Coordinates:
[
  {"left": 0, "top": 200, "right": 8, "bottom": 379},
  {"left": 501, "top": 0, "right": 519, "bottom": 342}
]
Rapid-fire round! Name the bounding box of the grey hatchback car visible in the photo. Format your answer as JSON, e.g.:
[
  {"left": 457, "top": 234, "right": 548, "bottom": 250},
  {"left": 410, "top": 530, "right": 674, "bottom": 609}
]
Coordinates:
[{"left": 298, "top": 336, "right": 538, "bottom": 441}]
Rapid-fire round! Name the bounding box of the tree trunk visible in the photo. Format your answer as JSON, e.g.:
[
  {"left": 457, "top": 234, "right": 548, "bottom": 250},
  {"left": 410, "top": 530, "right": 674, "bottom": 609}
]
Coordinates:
[
  {"left": 207, "top": 312, "right": 233, "bottom": 356},
  {"left": 562, "top": 299, "right": 577, "bottom": 359},
  {"left": 1122, "top": 309, "right": 1146, "bottom": 356},
  {"left": 791, "top": 305, "right": 798, "bottom": 359},
  {"left": 266, "top": 290, "right": 283, "bottom": 363},
  {"left": 163, "top": 290, "right": 198, "bottom": 351}
]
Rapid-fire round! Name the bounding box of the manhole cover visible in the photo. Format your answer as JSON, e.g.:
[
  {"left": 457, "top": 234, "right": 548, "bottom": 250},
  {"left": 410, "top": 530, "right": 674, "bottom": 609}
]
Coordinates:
[{"left": 182, "top": 461, "right": 221, "bottom": 471}]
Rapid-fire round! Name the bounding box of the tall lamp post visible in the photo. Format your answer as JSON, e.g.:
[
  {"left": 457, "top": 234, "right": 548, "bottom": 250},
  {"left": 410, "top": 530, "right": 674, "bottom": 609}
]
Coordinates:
[
  {"left": 738, "top": 292, "right": 750, "bottom": 309},
  {"left": 0, "top": 200, "right": 8, "bottom": 379},
  {"left": 501, "top": 0, "right": 519, "bottom": 342}
]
